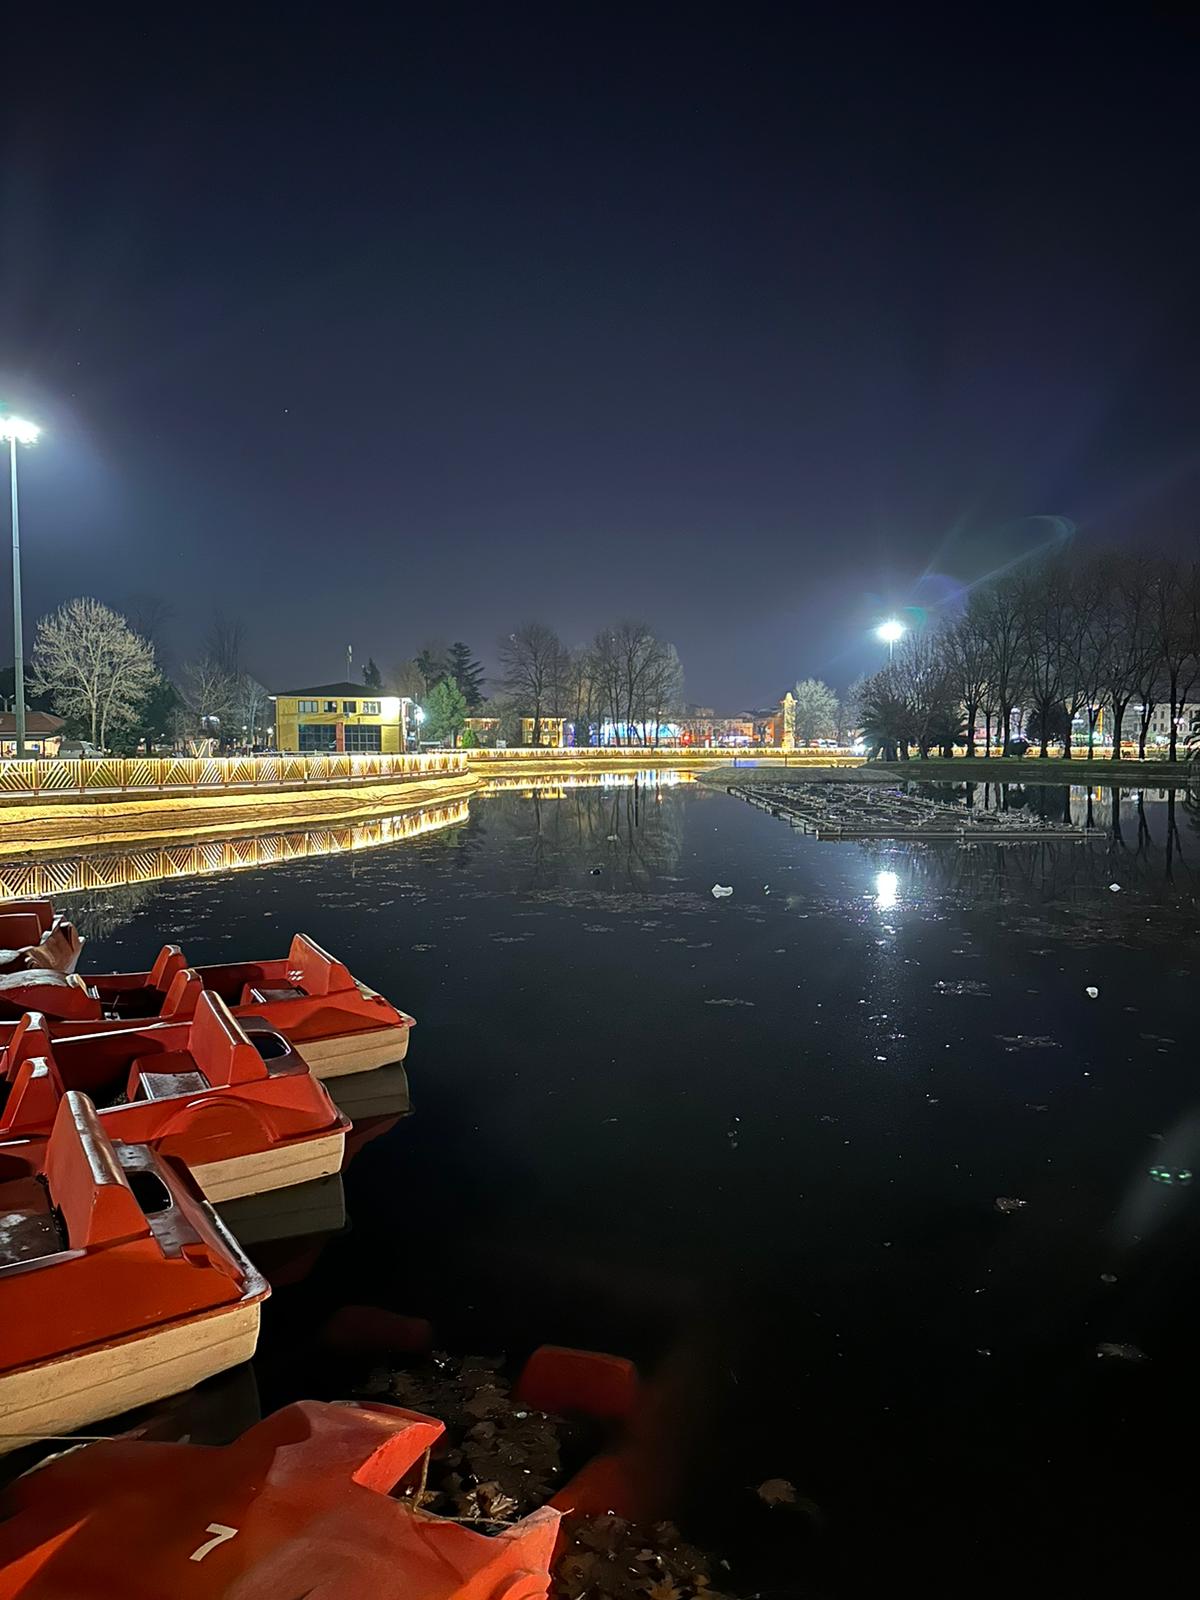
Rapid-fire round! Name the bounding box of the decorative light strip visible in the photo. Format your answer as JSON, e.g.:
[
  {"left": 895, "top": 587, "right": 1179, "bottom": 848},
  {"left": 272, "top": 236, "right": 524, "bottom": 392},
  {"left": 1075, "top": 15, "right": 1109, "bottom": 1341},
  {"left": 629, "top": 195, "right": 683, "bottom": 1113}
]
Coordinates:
[
  {"left": 0, "top": 751, "right": 467, "bottom": 798},
  {"left": 0, "top": 800, "right": 470, "bottom": 901}
]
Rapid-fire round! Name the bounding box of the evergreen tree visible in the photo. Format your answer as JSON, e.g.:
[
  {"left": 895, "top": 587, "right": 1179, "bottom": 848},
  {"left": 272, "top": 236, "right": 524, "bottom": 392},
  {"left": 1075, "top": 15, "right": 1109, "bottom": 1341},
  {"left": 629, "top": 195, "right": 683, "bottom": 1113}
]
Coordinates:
[
  {"left": 363, "top": 657, "right": 383, "bottom": 690},
  {"left": 446, "top": 641, "right": 485, "bottom": 708},
  {"left": 423, "top": 678, "right": 468, "bottom": 746}
]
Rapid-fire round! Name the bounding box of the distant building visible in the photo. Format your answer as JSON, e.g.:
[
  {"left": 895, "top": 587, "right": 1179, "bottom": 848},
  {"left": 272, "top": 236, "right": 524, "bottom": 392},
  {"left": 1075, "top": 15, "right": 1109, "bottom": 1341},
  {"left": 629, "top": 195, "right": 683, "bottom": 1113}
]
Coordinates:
[
  {"left": 1086, "top": 702, "right": 1200, "bottom": 749},
  {"left": 270, "top": 683, "right": 412, "bottom": 753},
  {"left": 0, "top": 711, "right": 64, "bottom": 758},
  {"left": 521, "top": 716, "right": 567, "bottom": 747}
]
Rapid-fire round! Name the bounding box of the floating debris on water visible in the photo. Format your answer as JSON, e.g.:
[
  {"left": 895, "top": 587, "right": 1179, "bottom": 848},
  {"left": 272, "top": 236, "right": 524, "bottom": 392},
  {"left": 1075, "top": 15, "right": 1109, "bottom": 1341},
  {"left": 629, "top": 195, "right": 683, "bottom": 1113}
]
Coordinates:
[
  {"left": 935, "top": 979, "right": 991, "bottom": 996},
  {"left": 1096, "top": 1342, "right": 1149, "bottom": 1362},
  {"left": 998, "top": 1035, "right": 1061, "bottom": 1051},
  {"left": 994, "top": 1197, "right": 1028, "bottom": 1214},
  {"left": 711, "top": 884, "right": 734, "bottom": 898},
  {"left": 755, "top": 1477, "right": 797, "bottom": 1506}
]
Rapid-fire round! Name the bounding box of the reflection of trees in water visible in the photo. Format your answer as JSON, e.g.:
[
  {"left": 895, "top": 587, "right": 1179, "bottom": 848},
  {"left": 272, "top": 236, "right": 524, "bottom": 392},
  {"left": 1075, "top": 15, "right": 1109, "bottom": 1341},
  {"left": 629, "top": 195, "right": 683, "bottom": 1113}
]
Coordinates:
[
  {"left": 876, "top": 784, "right": 1196, "bottom": 932},
  {"left": 61, "top": 883, "right": 160, "bottom": 941},
  {"left": 476, "top": 779, "right": 685, "bottom": 888}
]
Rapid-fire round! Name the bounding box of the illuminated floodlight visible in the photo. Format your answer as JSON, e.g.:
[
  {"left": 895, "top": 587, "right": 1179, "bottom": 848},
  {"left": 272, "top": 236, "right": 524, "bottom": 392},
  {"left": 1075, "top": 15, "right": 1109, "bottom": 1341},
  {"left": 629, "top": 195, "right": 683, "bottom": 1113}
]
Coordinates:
[
  {"left": 0, "top": 415, "right": 40, "bottom": 445},
  {"left": 876, "top": 619, "right": 904, "bottom": 645}
]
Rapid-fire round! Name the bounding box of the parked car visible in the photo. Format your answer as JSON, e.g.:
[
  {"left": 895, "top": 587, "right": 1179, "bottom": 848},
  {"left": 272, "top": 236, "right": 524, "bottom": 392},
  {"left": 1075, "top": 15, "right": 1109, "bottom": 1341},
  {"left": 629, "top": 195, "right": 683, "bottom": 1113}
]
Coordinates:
[{"left": 56, "top": 739, "right": 107, "bottom": 759}]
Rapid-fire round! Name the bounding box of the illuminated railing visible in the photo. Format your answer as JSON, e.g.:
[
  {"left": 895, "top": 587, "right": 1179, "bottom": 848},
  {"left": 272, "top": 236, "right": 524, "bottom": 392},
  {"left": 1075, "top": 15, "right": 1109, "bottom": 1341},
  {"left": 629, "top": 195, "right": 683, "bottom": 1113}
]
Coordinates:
[
  {"left": 0, "top": 800, "right": 470, "bottom": 900},
  {"left": 0, "top": 751, "right": 468, "bottom": 799},
  {"left": 465, "top": 746, "right": 863, "bottom": 763}
]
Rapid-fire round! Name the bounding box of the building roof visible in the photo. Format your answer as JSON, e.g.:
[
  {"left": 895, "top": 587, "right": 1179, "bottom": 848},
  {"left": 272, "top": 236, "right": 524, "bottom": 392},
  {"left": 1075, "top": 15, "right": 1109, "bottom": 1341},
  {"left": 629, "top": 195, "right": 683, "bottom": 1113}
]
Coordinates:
[
  {"left": 271, "top": 683, "right": 382, "bottom": 699},
  {"left": 0, "top": 712, "right": 64, "bottom": 735}
]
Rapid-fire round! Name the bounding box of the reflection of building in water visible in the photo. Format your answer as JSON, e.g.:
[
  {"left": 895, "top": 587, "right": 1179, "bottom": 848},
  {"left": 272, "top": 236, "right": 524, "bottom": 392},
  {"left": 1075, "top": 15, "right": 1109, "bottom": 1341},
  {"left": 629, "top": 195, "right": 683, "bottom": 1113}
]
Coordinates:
[
  {"left": 482, "top": 770, "right": 695, "bottom": 796},
  {"left": 0, "top": 800, "right": 470, "bottom": 902}
]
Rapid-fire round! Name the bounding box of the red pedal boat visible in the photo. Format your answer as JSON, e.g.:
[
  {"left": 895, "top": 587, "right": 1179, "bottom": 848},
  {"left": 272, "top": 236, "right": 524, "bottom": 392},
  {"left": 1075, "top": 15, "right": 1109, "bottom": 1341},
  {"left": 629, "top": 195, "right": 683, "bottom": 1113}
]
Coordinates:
[
  {"left": 0, "top": 1091, "right": 268, "bottom": 1454},
  {"left": 0, "top": 928, "right": 414, "bottom": 1079},
  {"left": 0, "top": 1400, "right": 560, "bottom": 1599},
  {"left": 0, "top": 990, "right": 349, "bottom": 1202},
  {"left": 0, "top": 898, "right": 82, "bottom": 974}
]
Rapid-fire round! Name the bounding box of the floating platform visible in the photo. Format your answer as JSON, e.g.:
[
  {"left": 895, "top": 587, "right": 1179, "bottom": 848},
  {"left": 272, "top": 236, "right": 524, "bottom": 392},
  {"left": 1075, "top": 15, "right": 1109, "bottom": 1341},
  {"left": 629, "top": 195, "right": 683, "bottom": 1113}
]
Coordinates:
[{"left": 729, "top": 781, "right": 1095, "bottom": 841}]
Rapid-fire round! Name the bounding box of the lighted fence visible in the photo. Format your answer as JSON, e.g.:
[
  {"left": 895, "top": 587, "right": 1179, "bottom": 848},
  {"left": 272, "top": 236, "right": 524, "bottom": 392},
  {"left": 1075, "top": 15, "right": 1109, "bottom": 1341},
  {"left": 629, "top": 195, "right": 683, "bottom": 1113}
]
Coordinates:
[
  {"left": 0, "top": 800, "right": 471, "bottom": 900},
  {"left": 0, "top": 751, "right": 467, "bottom": 799},
  {"left": 465, "top": 746, "right": 863, "bottom": 764}
]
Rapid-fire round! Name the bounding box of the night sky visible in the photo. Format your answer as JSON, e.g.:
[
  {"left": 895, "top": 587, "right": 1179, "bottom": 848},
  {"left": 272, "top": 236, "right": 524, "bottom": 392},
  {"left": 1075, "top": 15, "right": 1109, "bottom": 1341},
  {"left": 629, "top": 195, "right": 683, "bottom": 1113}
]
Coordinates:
[{"left": 3, "top": 5, "right": 1199, "bottom": 706}]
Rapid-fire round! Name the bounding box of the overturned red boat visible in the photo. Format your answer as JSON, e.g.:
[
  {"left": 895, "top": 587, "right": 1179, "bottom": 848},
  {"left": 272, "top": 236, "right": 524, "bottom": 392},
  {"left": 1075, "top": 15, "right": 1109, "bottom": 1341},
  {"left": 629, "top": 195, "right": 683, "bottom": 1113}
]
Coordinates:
[
  {"left": 0, "top": 929, "right": 414, "bottom": 1079},
  {"left": 0, "top": 1400, "right": 559, "bottom": 1600},
  {"left": 0, "top": 1344, "right": 644, "bottom": 1598},
  {"left": 0, "top": 1090, "right": 268, "bottom": 1454},
  {"left": 0, "top": 989, "right": 349, "bottom": 1202}
]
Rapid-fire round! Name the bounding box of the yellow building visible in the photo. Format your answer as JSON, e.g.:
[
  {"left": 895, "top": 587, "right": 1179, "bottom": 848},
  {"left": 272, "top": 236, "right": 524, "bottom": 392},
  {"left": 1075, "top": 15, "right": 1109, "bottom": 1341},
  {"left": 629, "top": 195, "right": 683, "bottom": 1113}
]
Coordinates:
[
  {"left": 271, "top": 682, "right": 409, "bottom": 753},
  {"left": 521, "top": 717, "right": 567, "bottom": 747}
]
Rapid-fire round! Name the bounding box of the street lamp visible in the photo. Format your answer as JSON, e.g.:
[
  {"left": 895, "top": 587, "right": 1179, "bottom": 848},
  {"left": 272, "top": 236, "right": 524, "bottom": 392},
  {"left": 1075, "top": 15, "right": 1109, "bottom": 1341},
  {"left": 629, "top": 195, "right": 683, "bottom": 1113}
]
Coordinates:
[
  {"left": 876, "top": 618, "right": 904, "bottom": 661},
  {"left": 1, "top": 415, "right": 40, "bottom": 759}
]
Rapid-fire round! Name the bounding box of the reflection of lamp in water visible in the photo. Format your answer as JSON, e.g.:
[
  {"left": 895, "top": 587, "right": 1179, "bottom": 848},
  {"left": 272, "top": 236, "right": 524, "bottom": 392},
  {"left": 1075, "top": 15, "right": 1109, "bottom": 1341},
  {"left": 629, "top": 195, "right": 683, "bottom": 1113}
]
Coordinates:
[{"left": 875, "top": 870, "right": 899, "bottom": 910}]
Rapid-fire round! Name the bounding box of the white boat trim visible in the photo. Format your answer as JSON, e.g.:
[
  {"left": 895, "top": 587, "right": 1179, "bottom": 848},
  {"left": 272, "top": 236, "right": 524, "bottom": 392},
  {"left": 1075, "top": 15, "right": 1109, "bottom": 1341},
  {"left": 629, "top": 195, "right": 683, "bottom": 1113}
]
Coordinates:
[
  {"left": 189, "top": 1127, "right": 346, "bottom": 1203},
  {"left": 0, "top": 1301, "right": 261, "bottom": 1454},
  {"left": 295, "top": 1023, "right": 410, "bottom": 1079}
]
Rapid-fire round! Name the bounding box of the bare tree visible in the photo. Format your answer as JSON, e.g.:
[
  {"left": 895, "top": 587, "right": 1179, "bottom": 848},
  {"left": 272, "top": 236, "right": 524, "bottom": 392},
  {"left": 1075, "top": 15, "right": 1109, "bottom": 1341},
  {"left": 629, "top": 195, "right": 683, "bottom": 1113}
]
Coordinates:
[
  {"left": 941, "top": 613, "right": 990, "bottom": 756},
  {"left": 1094, "top": 554, "right": 1158, "bottom": 760},
  {"left": 890, "top": 633, "right": 958, "bottom": 758},
  {"left": 974, "top": 579, "right": 1026, "bottom": 755},
  {"left": 1151, "top": 558, "right": 1200, "bottom": 763},
  {"left": 499, "top": 622, "right": 565, "bottom": 746},
  {"left": 31, "top": 597, "right": 158, "bottom": 748},
  {"left": 387, "top": 659, "right": 427, "bottom": 700},
  {"left": 792, "top": 678, "right": 839, "bottom": 743},
  {"left": 182, "top": 654, "right": 239, "bottom": 735}
]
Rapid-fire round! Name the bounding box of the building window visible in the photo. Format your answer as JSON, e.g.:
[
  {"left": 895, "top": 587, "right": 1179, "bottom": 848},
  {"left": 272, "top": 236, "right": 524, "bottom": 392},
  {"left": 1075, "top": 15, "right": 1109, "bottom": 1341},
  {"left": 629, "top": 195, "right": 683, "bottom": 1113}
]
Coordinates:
[
  {"left": 323, "top": 701, "right": 337, "bottom": 713},
  {"left": 344, "top": 724, "right": 382, "bottom": 753},
  {"left": 297, "top": 699, "right": 318, "bottom": 713},
  {"left": 298, "top": 723, "right": 338, "bottom": 752},
  {"left": 362, "top": 700, "right": 380, "bottom": 715},
  {"left": 342, "top": 700, "right": 358, "bottom": 714}
]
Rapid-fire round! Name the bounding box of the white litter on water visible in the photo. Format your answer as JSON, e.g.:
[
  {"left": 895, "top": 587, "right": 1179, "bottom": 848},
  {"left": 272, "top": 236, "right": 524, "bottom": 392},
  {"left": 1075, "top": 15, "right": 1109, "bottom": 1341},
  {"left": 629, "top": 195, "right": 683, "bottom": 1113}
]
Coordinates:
[
  {"left": 1109, "top": 883, "right": 1121, "bottom": 892},
  {"left": 994, "top": 1196, "right": 1028, "bottom": 1214},
  {"left": 1086, "top": 986, "right": 1099, "bottom": 999},
  {"left": 711, "top": 884, "right": 734, "bottom": 898}
]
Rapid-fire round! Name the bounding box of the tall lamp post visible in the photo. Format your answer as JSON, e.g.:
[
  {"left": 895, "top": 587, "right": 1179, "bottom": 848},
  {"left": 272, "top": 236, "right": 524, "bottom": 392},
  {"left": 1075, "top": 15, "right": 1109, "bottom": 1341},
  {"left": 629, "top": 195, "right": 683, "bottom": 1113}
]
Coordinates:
[
  {"left": 1, "top": 415, "right": 41, "bottom": 759},
  {"left": 876, "top": 618, "right": 904, "bottom": 662}
]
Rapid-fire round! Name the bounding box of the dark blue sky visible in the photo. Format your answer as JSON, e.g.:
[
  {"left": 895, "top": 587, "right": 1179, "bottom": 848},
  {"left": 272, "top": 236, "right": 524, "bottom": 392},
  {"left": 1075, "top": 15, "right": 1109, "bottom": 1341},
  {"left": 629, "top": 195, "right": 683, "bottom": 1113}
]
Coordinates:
[{"left": 3, "top": 4, "right": 1199, "bottom": 706}]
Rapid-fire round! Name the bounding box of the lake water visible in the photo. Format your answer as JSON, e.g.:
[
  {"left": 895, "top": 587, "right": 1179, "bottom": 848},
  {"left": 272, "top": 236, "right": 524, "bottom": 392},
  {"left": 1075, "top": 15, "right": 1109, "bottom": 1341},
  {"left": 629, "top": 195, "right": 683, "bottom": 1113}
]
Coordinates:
[{"left": 57, "top": 776, "right": 1200, "bottom": 1595}]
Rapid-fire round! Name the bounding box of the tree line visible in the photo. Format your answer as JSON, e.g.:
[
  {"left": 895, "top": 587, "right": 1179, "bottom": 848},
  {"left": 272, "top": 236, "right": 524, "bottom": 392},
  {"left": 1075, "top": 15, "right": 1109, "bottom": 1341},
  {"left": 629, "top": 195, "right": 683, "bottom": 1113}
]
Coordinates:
[
  {"left": 853, "top": 552, "right": 1200, "bottom": 762},
  {"left": 495, "top": 620, "right": 683, "bottom": 747},
  {"left": 23, "top": 596, "right": 686, "bottom": 754}
]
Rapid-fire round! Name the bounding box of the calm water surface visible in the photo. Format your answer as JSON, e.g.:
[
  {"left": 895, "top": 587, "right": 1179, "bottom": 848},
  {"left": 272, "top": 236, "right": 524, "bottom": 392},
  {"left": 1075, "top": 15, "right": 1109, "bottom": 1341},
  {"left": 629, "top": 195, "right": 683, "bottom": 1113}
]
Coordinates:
[{"left": 67, "top": 778, "right": 1200, "bottom": 1595}]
